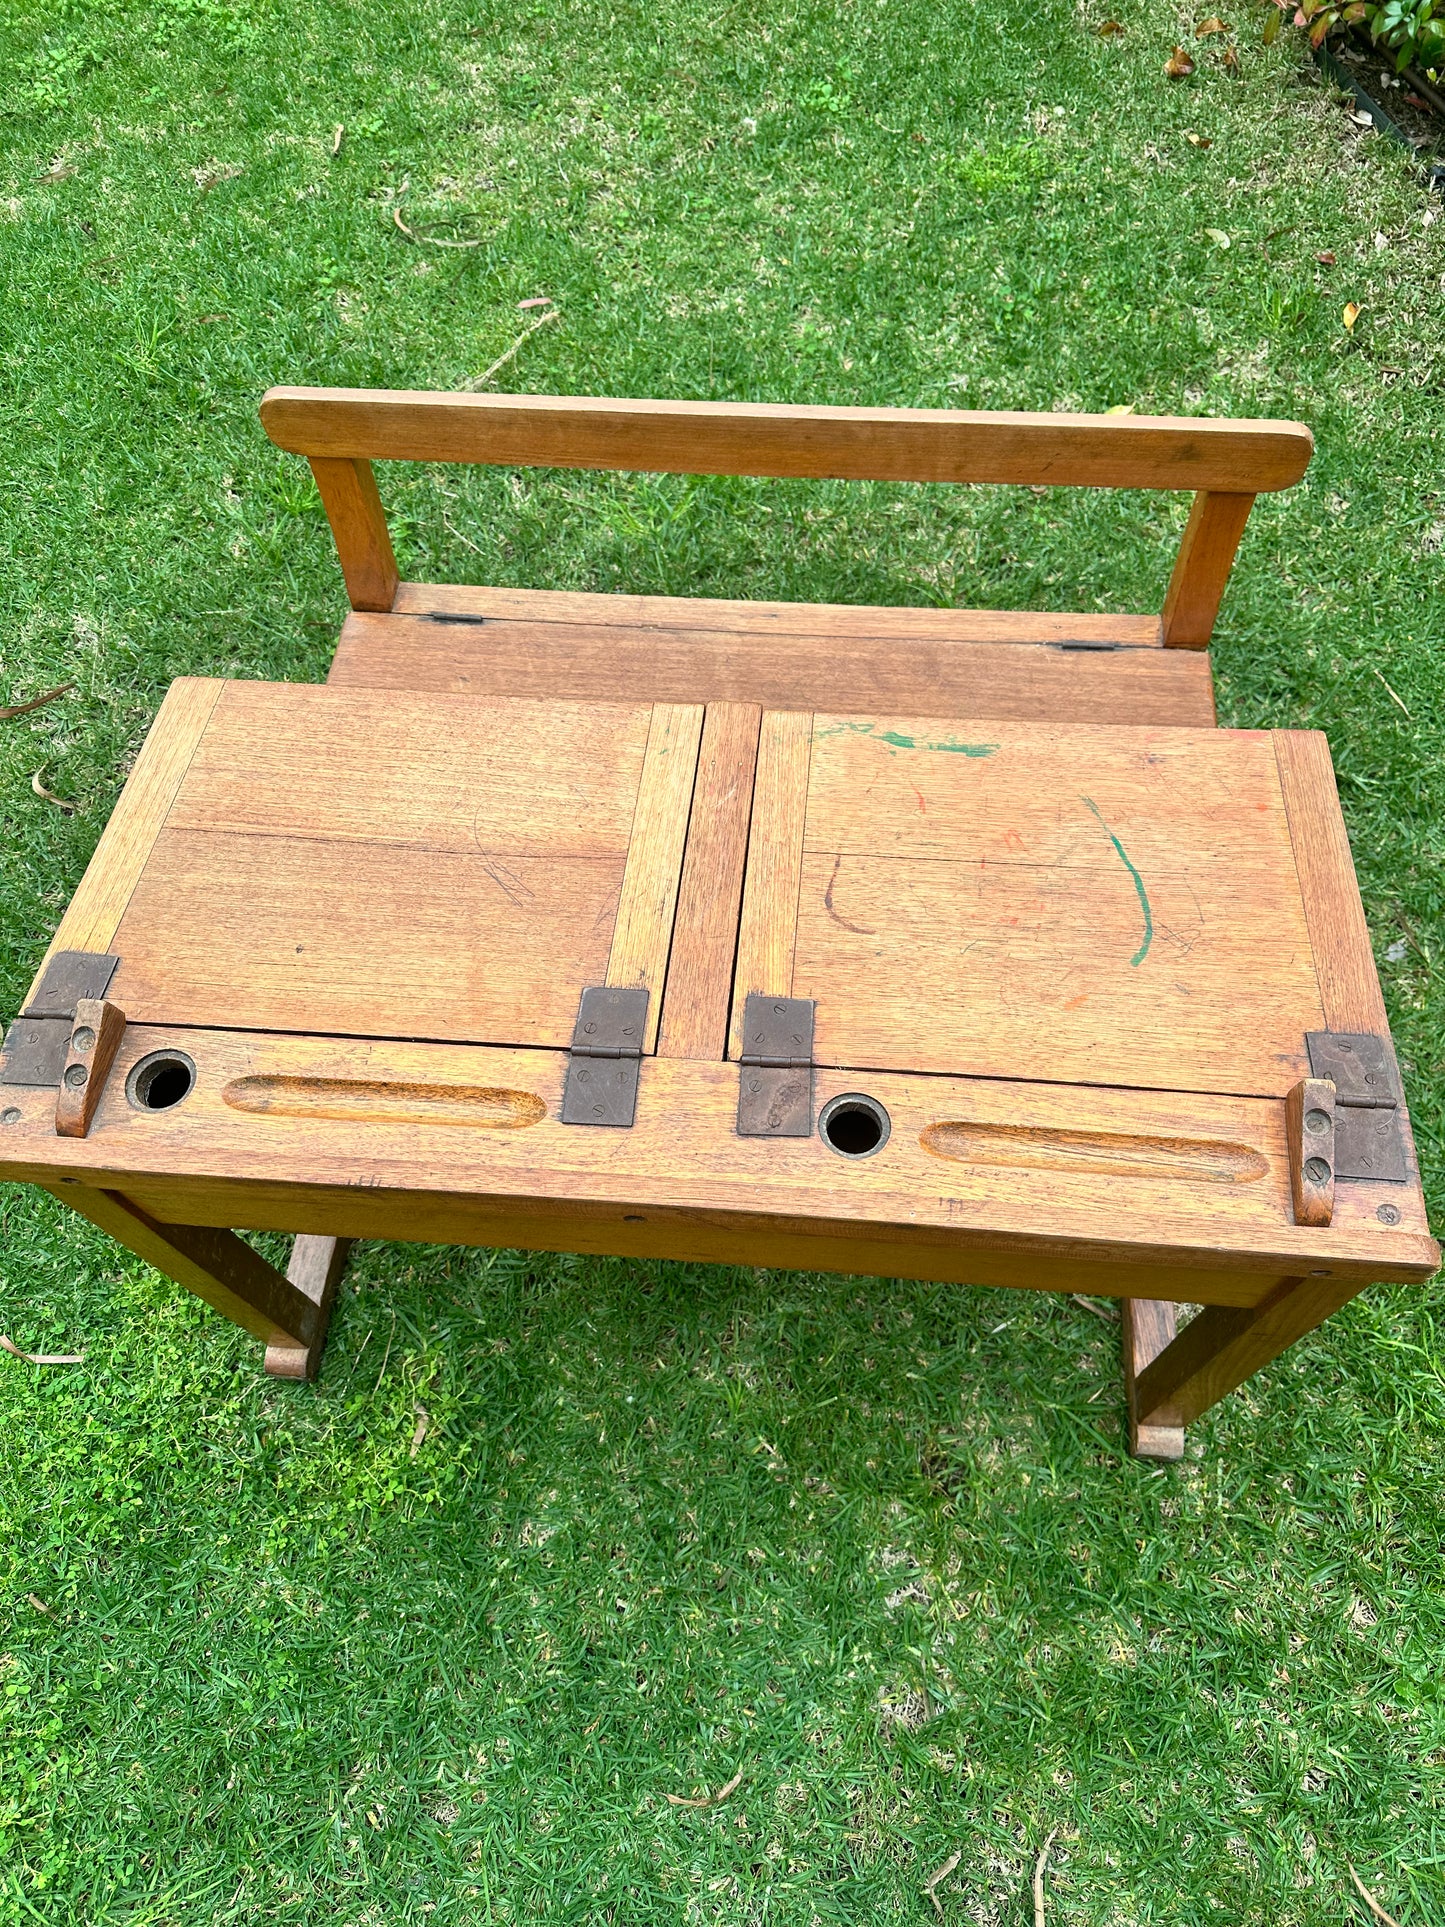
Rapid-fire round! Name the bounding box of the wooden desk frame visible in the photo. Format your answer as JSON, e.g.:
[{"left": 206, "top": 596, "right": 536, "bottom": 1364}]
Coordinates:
[{"left": 15, "top": 390, "right": 1432, "bottom": 1460}]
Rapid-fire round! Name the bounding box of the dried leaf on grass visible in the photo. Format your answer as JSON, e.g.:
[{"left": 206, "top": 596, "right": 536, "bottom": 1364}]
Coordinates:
[
  {"left": 1186, "top": 131, "right": 1213, "bottom": 146},
  {"left": 331, "top": 124, "right": 345, "bottom": 156},
  {"left": 1097, "top": 17, "right": 1125, "bottom": 31},
  {"left": 410, "top": 1402, "right": 430, "bottom": 1459},
  {"left": 1317, "top": 249, "right": 1337, "bottom": 264},
  {"left": 1222, "top": 43, "right": 1241, "bottom": 69},
  {"left": 665, "top": 1767, "right": 744, "bottom": 1808},
  {"left": 31, "top": 768, "right": 76, "bottom": 812},
  {"left": 1165, "top": 45, "right": 1196, "bottom": 75},
  {"left": 464, "top": 306, "right": 561, "bottom": 390},
  {"left": 1348, "top": 1867, "right": 1402, "bottom": 1927},
  {"left": 393, "top": 206, "right": 483, "bottom": 248},
  {"left": 27, "top": 1593, "right": 53, "bottom": 1614},
  {"left": 922, "top": 1849, "right": 961, "bottom": 1919},
  {"left": 1, "top": 1334, "right": 85, "bottom": 1365},
  {"left": 1343, "top": 301, "right": 1361, "bottom": 331},
  {"left": 2, "top": 682, "right": 72, "bottom": 722},
  {"left": 1033, "top": 1829, "right": 1058, "bottom": 1927},
  {"left": 1205, "top": 227, "right": 1231, "bottom": 248},
  {"left": 1196, "top": 15, "right": 1228, "bottom": 33}
]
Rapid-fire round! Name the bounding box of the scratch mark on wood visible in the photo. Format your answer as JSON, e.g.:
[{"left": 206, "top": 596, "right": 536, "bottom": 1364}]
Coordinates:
[
  {"left": 1082, "top": 796, "right": 1153, "bottom": 967},
  {"left": 823, "top": 854, "right": 876, "bottom": 935},
  {"left": 480, "top": 858, "right": 535, "bottom": 907}
]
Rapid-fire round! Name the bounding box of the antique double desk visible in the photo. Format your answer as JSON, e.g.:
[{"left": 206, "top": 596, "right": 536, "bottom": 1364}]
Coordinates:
[{"left": 1, "top": 392, "right": 1435, "bottom": 1458}]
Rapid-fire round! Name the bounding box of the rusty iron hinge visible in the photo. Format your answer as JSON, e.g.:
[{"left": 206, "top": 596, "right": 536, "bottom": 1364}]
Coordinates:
[
  {"left": 736, "top": 993, "right": 815, "bottom": 1138},
  {"left": 0, "top": 951, "right": 120, "bottom": 1088},
  {"left": 561, "top": 985, "right": 648, "bottom": 1127},
  {"left": 1305, "top": 1031, "right": 1406, "bottom": 1181}
]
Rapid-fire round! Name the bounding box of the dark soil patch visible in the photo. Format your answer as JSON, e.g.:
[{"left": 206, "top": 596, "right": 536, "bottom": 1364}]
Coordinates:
[{"left": 1326, "top": 33, "right": 1444, "bottom": 150}]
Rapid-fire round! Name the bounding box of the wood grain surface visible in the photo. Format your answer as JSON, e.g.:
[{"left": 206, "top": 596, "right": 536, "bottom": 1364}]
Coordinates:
[
  {"left": 41, "top": 1184, "right": 321, "bottom": 1348},
  {"left": 605, "top": 702, "right": 705, "bottom": 1048},
  {"left": 26, "top": 678, "right": 224, "bottom": 1008},
  {"left": 729, "top": 710, "right": 812, "bottom": 1057},
  {"left": 1160, "top": 490, "right": 1257, "bottom": 648},
  {"left": 100, "top": 684, "right": 699, "bottom": 1052},
  {"left": 1122, "top": 1298, "right": 1186, "bottom": 1459},
  {"left": 761, "top": 716, "right": 1328, "bottom": 1097},
  {"left": 4, "top": 1027, "right": 1434, "bottom": 1293},
  {"left": 657, "top": 703, "right": 761, "bottom": 1062},
  {"left": 1273, "top": 729, "right": 1390, "bottom": 1036},
  {"left": 264, "top": 1234, "right": 354, "bottom": 1378},
  {"left": 307, "top": 456, "right": 398, "bottom": 611},
  {"left": 327, "top": 593, "right": 1216, "bottom": 724},
  {"left": 261, "top": 388, "right": 1314, "bottom": 491}
]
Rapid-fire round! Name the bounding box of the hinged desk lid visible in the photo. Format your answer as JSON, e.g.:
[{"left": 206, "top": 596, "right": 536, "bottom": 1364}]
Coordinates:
[
  {"left": 33, "top": 680, "right": 702, "bottom": 1053},
  {"left": 730, "top": 712, "right": 1361, "bottom": 1100}
]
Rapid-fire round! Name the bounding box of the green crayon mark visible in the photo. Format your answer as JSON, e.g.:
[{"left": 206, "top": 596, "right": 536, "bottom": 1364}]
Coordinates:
[
  {"left": 1082, "top": 795, "right": 1153, "bottom": 967},
  {"left": 817, "top": 721, "right": 998, "bottom": 756}
]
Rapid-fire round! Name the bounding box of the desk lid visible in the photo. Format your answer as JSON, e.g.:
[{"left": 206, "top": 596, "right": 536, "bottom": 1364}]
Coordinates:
[
  {"left": 21, "top": 679, "right": 702, "bottom": 1054},
  {"left": 729, "top": 710, "right": 1387, "bottom": 1102}
]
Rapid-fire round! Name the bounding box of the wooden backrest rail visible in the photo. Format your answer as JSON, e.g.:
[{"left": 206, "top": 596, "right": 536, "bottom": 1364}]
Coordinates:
[{"left": 260, "top": 387, "right": 1313, "bottom": 646}]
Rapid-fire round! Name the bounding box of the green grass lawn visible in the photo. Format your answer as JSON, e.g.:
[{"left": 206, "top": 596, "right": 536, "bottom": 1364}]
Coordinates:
[{"left": 2, "top": 0, "right": 1443, "bottom": 1917}]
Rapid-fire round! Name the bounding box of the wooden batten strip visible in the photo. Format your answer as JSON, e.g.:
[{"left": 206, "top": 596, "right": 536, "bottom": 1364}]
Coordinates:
[
  {"left": 1161, "top": 490, "right": 1256, "bottom": 648},
  {"left": 24, "top": 678, "right": 225, "bottom": 1008},
  {"left": 308, "top": 457, "right": 399, "bottom": 612},
  {"left": 1272, "top": 730, "right": 1388, "bottom": 1036},
  {"left": 657, "top": 703, "right": 762, "bottom": 1063},
  {"left": 728, "top": 710, "right": 813, "bottom": 1058},
  {"left": 261, "top": 389, "right": 1315, "bottom": 493},
  {"left": 605, "top": 702, "right": 706, "bottom": 1050}
]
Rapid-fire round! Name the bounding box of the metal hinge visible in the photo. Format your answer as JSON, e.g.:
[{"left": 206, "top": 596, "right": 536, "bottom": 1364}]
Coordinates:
[
  {"left": 0, "top": 951, "right": 121, "bottom": 1088},
  {"left": 1305, "top": 1031, "right": 1407, "bottom": 1181},
  {"left": 736, "top": 994, "right": 816, "bottom": 1138},
  {"left": 560, "top": 985, "right": 648, "bottom": 1127}
]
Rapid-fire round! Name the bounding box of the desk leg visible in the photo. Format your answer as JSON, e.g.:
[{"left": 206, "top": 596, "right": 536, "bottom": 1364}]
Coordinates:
[
  {"left": 45, "top": 1185, "right": 325, "bottom": 1359},
  {"left": 1125, "top": 1274, "right": 1365, "bottom": 1457},
  {"left": 1122, "top": 1299, "right": 1186, "bottom": 1461},
  {"left": 264, "top": 1236, "right": 353, "bottom": 1381}
]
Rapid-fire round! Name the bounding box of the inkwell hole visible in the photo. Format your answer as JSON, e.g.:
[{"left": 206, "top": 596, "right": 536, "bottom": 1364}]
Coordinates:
[
  {"left": 819, "top": 1093, "right": 891, "bottom": 1159},
  {"left": 127, "top": 1051, "right": 196, "bottom": 1112}
]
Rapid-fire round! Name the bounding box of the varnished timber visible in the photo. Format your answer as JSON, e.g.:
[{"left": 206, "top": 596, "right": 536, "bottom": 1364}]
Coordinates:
[
  {"left": 1161, "top": 491, "right": 1256, "bottom": 648},
  {"left": 25, "top": 678, "right": 223, "bottom": 1008},
  {"left": 328, "top": 590, "right": 1217, "bottom": 725},
  {"left": 604, "top": 702, "right": 705, "bottom": 1049},
  {"left": 1286, "top": 1077, "right": 1337, "bottom": 1227},
  {"left": 1273, "top": 730, "right": 1390, "bottom": 1036},
  {"left": 307, "top": 457, "right": 399, "bottom": 612},
  {"left": 1131, "top": 1272, "right": 1369, "bottom": 1430},
  {"left": 730, "top": 711, "right": 812, "bottom": 1058},
  {"left": 741, "top": 715, "right": 1329, "bottom": 1098},
  {"left": 1121, "top": 1299, "right": 1186, "bottom": 1460},
  {"left": 54, "top": 998, "right": 126, "bottom": 1139},
  {"left": 261, "top": 389, "right": 1314, "bottom": 492},
  {"left": 657, "top": 703, "right": 761, "bottom": 1062},
  {"left": 6, "top": 1028, "right": 1434, "bottom": 1293},
  {"left": 42, "top": 1184, "right": 320, "bottom": 1349},
  {"left": 101, "top": 684, "right": 698, "bottom": 1053},
  {"left": 264, "top": 1235, "right": 354, "bottom": 1379}
]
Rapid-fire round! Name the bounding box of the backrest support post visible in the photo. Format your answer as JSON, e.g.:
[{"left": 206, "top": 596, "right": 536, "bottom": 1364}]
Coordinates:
[
  {"left": 308, "top": 457, "right": 399, "bottom": 612},
  {"left": 1161, "top": 490, "right": 1257, "bottom": 649}
]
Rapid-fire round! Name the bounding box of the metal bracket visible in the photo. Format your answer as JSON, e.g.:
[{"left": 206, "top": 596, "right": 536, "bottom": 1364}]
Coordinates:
[
  {"left": 560, "top": 986, "right": 648, "bottom": 1128},
  {"left": 1305, "top": 1031, "right": 1407, "bottom": 1181},
  {"left": 0, "top": 951, "right": 121, "bottom": 1088},
  {"left": 736, "top": 994, "right": 816, "bottom": 1138}
]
